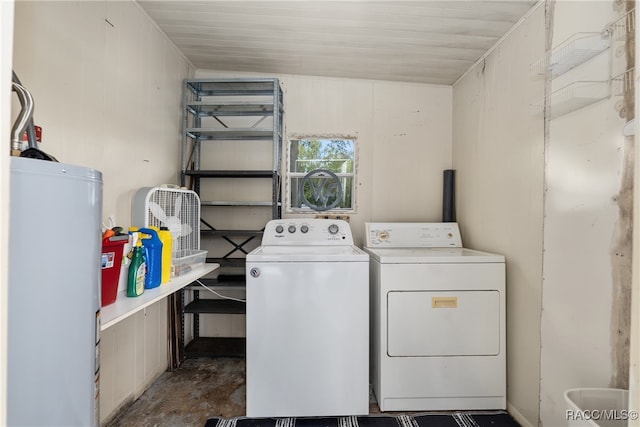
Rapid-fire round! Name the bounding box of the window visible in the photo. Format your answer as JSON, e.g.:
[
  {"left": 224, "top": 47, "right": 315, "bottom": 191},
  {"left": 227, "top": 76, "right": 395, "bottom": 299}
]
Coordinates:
[{"left": 286, "top": 137, "right": 357, "bottom": 213}]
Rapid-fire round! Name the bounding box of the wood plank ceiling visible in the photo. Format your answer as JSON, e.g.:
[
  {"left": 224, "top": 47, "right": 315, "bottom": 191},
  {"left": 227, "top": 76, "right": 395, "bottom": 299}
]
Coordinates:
[{"left": 137, "top": 1, "right": 539, "bottom": 85}]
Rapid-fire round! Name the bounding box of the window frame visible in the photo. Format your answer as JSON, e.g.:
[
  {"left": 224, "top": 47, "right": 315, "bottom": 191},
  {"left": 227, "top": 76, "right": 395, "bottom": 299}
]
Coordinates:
[{"left": 285, "top": 134, "right": 359, "bottom": 214}]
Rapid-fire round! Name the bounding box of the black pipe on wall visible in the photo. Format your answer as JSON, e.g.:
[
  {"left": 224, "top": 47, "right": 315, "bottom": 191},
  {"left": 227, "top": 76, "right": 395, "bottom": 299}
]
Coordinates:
[{"left": 442, "top": 169, "right": 456, "bottom": 222}]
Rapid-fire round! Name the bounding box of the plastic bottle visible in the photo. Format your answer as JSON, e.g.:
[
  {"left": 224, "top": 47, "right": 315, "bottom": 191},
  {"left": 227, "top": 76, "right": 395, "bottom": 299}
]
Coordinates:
[
  {"left": 158, "top": 226, "right": 173, "bottom": 284},
  {"left": 117, "top": 236, "right": 132, "bottom": 294},
  {"left": 127, "top": 233, "right": 146, "bottom": 297},
  {"left": 139, "top": 227, "right": 162, "bottom": 289}
]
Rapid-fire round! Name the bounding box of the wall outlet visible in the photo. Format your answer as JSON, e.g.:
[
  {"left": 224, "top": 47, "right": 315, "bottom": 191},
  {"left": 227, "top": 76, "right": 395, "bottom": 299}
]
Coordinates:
[{"left": 315, "top": 214, "right": 350, "bottom": 222}]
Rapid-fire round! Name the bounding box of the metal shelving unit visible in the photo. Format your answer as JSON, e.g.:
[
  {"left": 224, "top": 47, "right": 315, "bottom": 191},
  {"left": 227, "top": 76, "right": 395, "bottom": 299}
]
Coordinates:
[{"left": 180, "top": 78, "right": 283, "bottom": 358}]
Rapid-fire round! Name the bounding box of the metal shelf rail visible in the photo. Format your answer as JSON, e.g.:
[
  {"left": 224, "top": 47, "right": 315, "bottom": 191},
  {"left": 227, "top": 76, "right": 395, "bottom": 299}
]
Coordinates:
[{"left": 180, "top": 78, "right": 283, "bottom": 358}]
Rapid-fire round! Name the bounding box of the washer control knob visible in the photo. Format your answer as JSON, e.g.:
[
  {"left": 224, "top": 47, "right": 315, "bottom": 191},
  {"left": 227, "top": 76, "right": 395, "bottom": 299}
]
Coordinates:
[
  {"left": 300, "top": 225, "right": 309, "bottom": 233},
  {"left": 250, "top": 267, "right": 260, "bottom": 278},
  {"left": 377, "top": 230, "right": 390, "bottom": 241},
  {"left": 328, "top": 224, "right": 339, "bottom": 235},
  {"left": 288, "top": 225, "right": 297, "bottom": 233},
  {"left": 275, "top": 225, "right": 284, "bottom": 234}
]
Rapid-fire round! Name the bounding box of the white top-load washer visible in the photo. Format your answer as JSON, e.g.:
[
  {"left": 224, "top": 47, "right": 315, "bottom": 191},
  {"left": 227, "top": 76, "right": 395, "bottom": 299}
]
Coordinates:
[
  {"left": 246, "top": 218, "right": 370, "bottom": 417},
  {"left": 363, "top": 222, "right": 506, "bottom": 412}
]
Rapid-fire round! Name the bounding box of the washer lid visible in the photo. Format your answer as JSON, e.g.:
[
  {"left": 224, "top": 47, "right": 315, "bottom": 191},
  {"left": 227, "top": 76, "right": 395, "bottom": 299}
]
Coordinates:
[
  {"left": 248, "top": 245, "right": 369, "bottom": 262},
  {"left": 363, "top": 247, "right": 504, "bottom": 264}
]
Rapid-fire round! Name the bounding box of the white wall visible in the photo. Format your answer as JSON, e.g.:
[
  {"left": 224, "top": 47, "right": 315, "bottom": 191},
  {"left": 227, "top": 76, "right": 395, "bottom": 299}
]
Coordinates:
[
  {"left": 11, "top": 1, "right": 194, "bottom": 423},
  {"left": 452, "top": 4, "right": 546, "bottom": 426},
  {"left": 194, "top": 70, "right": 452, "bottom": 338},
  {"left": 540, "top": 2, "right": 631, "bottom": 427},
  {"left": 630, "top": 5, "right": 640, "bottom": 420},
  {"left": 196, "top": 70, "right": 453, "bottom": 244},
  {"left": 12, "top": 1, "right": 192, "bottom": 226},
  {"left": 8, "top": 2, "right": 637, "bottom": 426},
  {"left": 454, "top": 2, "right": 634, "bottom": 427},
  {"left": 11, "top": 1, "right": 453, "bottom": 418}
]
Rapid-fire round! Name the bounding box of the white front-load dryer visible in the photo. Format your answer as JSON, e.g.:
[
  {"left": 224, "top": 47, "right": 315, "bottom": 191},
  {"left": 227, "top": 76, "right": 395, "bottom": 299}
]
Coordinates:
[{"left": 363, "top": 222, "right": 506, "bottom": 412}]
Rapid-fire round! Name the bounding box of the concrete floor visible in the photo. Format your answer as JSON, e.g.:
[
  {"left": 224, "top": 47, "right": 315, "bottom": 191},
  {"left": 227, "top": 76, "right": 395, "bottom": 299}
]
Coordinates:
[
  {"left": 105, "top": 357, "right": 381, "bottom": 427},
  {"left": 106, "top": 358, "right": 247, "bottom": 427}
]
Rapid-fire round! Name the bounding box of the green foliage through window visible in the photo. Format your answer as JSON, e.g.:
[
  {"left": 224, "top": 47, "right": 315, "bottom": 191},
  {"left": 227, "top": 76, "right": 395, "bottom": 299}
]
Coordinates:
[{"left": 288, "top": 138, "right": 356, "bottom": 212}]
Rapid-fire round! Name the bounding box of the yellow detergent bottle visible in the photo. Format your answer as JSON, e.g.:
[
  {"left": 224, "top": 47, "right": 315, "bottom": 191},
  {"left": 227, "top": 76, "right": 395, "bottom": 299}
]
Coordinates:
[{"left": 158, "top": 226, "right": 173, "bottom": 283}]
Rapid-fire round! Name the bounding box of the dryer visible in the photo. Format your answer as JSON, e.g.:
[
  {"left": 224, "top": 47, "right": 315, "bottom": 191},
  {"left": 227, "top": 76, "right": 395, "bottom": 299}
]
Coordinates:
[
  {"left": 363, "top": 222, "right": 506, "bottom": 412},
  {"left": 246, "top": 218, "right": 369, "bottom": 417}
]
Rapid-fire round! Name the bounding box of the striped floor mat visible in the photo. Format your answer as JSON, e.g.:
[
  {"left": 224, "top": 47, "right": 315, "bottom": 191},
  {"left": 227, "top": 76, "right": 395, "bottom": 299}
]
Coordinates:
[{"left": 205, "top": 412, "right": 520, "bottom": 427}]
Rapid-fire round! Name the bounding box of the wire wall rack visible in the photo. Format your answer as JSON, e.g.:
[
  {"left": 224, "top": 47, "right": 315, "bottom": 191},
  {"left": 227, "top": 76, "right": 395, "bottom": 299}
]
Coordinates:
[
  {"left": 607, "top": 8, "right": 635, "bottom": 41},
  {"left": 531, "top": 32, "right": 610, "bottom": 79}
]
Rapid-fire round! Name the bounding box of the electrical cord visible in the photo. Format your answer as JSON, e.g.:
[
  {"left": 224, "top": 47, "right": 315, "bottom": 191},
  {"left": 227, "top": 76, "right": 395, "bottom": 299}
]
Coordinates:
[{"left": 195, "top": 279, "right": 246, "bottom": 303}]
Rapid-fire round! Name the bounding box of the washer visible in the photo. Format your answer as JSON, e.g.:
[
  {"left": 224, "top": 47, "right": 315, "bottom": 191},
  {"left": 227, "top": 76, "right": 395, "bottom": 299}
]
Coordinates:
[
  {"left": 363, "top": 222, "right": 506, "bottom": 412},
  {"left": 246, "top": 218, "right": 369, "bottom": 417}
]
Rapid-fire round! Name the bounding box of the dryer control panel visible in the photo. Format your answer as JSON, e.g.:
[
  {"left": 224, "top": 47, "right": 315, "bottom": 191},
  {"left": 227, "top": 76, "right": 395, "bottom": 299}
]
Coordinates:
[
  {"left": 262, "top": 218, "right": 355, "bottom": 245},
  {"left": 365, "top": 222, "right": 462, "bottom": 248}
]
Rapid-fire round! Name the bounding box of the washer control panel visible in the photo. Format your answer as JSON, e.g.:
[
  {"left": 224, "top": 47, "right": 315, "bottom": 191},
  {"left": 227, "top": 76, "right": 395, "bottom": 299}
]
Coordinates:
[
  {"left": 365, "top": 222, "right": 462, "bottom": 248},
  {"left": 262, "top": 218, "right": 354, "bottom": 245}
]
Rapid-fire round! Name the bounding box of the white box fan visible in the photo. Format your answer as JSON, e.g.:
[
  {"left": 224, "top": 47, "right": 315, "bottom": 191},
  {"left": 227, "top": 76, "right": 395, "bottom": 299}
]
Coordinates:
[{"left": 132, "top": 186, "right": 206, "bottom": 268}]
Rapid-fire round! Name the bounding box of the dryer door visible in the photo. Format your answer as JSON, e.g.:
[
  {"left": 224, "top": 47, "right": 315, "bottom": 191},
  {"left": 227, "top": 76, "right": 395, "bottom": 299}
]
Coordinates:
[{"left": 387, "top": 290, "right": 500, "bottom": 357}]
